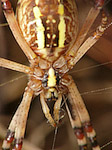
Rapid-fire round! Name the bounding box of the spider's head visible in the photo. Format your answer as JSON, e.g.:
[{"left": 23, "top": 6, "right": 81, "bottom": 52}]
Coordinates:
[{"left": 42, "top": 67, "right": 60, "bottom": 100}]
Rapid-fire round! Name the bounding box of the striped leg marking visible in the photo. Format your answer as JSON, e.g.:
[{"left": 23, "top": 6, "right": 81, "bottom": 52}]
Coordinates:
[
  {"left": 65, "top": 96, "right": 87, "bottom": 150},
  {"left": 84, "top": 122, "right": 100, "bottom": 150},
  {"left": 67, "top": 75, "right": 101, "bottom": 150},
  {"left": 2, "top": 87, "right": 33, "bottom": 150}
]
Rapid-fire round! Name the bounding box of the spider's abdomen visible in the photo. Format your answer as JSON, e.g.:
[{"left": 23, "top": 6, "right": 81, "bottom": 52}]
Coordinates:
[{"left": 17, "top": 0, "right": 78, "bottom": 62}]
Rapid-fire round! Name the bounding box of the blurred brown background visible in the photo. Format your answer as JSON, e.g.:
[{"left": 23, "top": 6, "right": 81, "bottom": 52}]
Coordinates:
[{"left": 0, "top": 0, "right": 112, "bottom": 150}]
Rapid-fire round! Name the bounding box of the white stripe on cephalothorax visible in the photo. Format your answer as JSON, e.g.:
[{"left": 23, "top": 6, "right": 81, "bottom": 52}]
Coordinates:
[{"left": 48, "top": 68, "right": 56, "bottom": 87}]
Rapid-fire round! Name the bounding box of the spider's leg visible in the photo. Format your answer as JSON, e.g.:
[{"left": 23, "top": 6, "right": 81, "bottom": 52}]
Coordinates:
[
  {"left": 53, "top": 94, "right": 62, "bottom": 124},
  {"left": 66, "top": 6, "right": 100, "bottom": 58},
  {"left": 1, "top": 0, "right": 37, "bottom": 62},
  {"left": 65, "top": 96, "right": 87, "bottom": 150},
  {"left": 67, "top": 75, "right": 100, "bottom": 150},
  {"left": 2, "top": 86, "right": 33, "bottom": 150},
  {"left": 40, "top": 93, "right": 56, "bottom": 127},
  {"left": 65, "top": 1, "right": 107, "bottom": 69},
  {"left": 2, "top": 105, "right": 20, "bottom": 150},
  {"left": 0, "top": 58, "right": 32, "bottom": 74},
  {"left": 66, "top": 10, "right": 108, "bottom": 69}
]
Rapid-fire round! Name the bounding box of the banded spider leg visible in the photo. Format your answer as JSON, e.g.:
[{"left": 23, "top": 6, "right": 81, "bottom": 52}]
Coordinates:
[
  {"left": 2, "top": 87, "right": 34, "bottom": 150},
  {"left": 53, "top": 1, "right": 108, "bottom": 149},
  {"left": 66, "top": 75, "right": 100, "bottom": 150}
]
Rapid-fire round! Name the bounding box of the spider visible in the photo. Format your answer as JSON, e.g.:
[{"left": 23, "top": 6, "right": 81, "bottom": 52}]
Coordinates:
[{"left": 0, "top": 0, "right": 110, "bottom": 149}]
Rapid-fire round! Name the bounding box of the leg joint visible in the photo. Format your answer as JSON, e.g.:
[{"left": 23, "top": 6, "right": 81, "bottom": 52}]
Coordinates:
[{"left": 1, "top": 0, "right": 12, "bottom": 12}]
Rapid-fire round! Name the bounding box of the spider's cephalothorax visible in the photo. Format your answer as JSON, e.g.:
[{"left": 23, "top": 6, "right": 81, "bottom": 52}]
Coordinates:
[{"left": 1, "top": 0, "right": 108, "bottom": 149}]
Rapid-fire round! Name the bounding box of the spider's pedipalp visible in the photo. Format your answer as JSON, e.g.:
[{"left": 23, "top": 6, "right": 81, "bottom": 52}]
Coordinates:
[
  {"left": 40, "top": 93, "right": 56, "bottom": 127},
  {"left": 53, "top": 94, "right": 62, "bottom": 123}
]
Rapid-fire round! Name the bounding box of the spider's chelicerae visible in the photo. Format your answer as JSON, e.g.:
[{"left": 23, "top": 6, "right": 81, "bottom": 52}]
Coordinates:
[{"left": 0, "top": 0, "right": 110, "bottom": 149}]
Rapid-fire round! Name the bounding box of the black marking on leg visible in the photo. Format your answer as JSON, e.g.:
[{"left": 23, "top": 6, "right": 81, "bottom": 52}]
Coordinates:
[
  {"left": 90, "top": 136, "right": 99, "bottom": 148},
  {"left": 74, "top": 127, "right": 85, "bottom": 140},
  {"left": 1, "top": 0, "right": 12, "bottom": 11},
  {"left": 83, "top": 122, "right": 93, "bottom": 133},
  {"left": 13, "top": 138, "right": 23, "bottom": 150},
  {"left": 94, "top": 0, "right": 104, "bottom": 9},
  {"left": 83, "top": 122, "right": 100, "bottom": 148},
  {"left": 74, "top": 127, "right": 87, "bottom": 149},
  {"left": 5, "top": 129, "right": 14, "bottom": 143},
  {"left": 79, "top": 145, "right": 88, "bottom": 150}
]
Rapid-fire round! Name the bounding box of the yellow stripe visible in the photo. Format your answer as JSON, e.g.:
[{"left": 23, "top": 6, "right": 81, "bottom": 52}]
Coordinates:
[
  {"left": 58, "top": 4, "right": 66, "bottom": 47},
  {"left": 58, "top": 4, "right": 64, "bottom": 15},
  {"left": 33, "top": 6, "right": 45, "bottom": 49},
  {"left": 58, "top": 16, "right": 66, "bottom": 47},
  {"left": 33, "top": 6, "right": 42, "bottom": 17}
]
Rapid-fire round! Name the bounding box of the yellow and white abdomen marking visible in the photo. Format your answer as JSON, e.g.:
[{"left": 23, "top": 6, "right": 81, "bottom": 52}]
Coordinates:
[
  {"left": 17, "top": 0, "right": 78, "bottom": 62},
  {"left": 58, "top": 4, "right": 66, "bottom": 47},
  {"left": 33, "top": 6, "right": 45, "bottom": 49}
]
